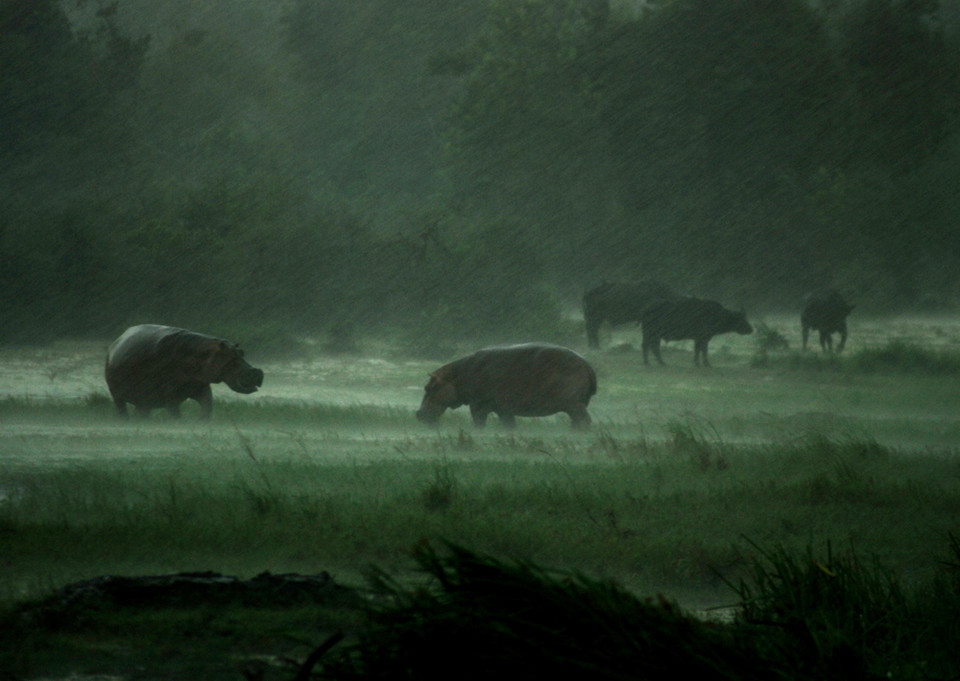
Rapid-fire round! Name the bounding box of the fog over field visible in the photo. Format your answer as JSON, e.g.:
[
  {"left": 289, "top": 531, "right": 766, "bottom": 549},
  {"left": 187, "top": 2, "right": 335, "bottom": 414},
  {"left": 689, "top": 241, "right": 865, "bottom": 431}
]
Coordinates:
[{"left": 3, "top": 2, "right": 960, "bottom": 676}]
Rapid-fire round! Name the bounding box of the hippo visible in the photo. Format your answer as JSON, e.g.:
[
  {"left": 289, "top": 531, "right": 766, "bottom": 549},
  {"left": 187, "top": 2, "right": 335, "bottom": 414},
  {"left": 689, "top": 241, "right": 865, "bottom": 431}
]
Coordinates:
[
  {"left": 802, "top": 291, "right": 854, "bottom": 353},
  {"left": 582, "top": 279, "right": 676, "bottom": 348},
  {"left": 416, "top": 343, "right": 597, "bottom": 429},
  {"left": 105, "top": 324, "right": 264, "bottom": 419},
  {"left": 641, "top": 297, "right": 753, "bottom": 366}
]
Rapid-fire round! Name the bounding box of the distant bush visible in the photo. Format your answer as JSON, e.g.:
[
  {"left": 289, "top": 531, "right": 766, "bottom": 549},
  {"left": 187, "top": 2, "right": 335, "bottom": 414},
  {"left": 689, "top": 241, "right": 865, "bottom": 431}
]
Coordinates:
[
  {"left": 851, "top": 341, "right": 960, "bottom": 375},
  {"left": 755, "top": 341, "right": 960, "bottom": 376},
  {"left": 754, "top": 323, "right": 790, "bottom": 353}
]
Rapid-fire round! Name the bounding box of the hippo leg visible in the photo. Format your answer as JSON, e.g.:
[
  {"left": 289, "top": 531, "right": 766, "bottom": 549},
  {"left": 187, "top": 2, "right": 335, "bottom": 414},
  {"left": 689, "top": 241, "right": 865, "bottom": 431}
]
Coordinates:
[
  {"left": 112, "top": 397, "right": 129, "bottom": 418},
  {"left": 568, "top": 405, "right": 591, "bottom": 430},
  {"left": 498, "top": 413, "right": 516, "bottom": 429},
  {"left": 195, "top": 385, "right": 213, "bottom": 420},
  {"left": 470, "top": 405, "right": 490, "bottom": 428}
]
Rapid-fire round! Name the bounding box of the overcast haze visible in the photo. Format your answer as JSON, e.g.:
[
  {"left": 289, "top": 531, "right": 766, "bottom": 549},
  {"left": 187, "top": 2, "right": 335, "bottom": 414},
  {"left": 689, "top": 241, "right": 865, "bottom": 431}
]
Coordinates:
[{"left": 3, "top": 0, "right": 960, "bottom": 348}]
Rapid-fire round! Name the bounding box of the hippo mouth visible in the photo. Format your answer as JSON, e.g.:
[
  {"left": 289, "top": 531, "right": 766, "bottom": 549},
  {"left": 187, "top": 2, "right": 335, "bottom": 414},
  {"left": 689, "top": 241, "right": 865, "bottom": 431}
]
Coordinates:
[
  {"left": 230, "top": 367, "right": 264, "bottom": 394},
  {"left": 416, "top": 406, "right": 443, "bottom": 424}
]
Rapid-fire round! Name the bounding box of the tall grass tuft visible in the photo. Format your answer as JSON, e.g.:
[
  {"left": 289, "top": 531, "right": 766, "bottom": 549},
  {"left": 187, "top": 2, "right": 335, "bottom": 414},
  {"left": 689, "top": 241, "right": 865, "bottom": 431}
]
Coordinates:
[
  {"left": 667, "top": 420, "right": 728, "bottom": 470},
  {"left": 421, "top": 464, "right": 458, "bottom": 512},
  {"left": 317, "top": 540, "right": 960, "bottom": 680},
  {"left": 754, "top": 322, "right": 790, "bottom": 353},
  {"left": 322, "top": 542, "right": 781, "bottom": 680},
  {"left": 730, "top": 537, "right": 960, "bottom": 679}
]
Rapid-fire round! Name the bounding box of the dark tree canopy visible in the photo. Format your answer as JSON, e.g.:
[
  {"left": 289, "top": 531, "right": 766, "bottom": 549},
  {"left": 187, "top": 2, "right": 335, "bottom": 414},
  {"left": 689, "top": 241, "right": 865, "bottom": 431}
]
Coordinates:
[{"left": 1, "top": 0, "right": 959, "bottom": 345}]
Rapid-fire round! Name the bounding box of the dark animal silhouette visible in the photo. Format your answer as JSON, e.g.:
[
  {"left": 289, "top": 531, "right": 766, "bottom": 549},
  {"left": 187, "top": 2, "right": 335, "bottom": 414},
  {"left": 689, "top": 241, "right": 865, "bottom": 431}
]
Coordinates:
[
  {"left": 105, "top": 324, "right": 263, "bottom": 419},
  {"left": 416, "top": 343, "right": 597, "bottom": 429},
  {"left": 802, "top": 291, "right": 854, "bottom": 353},
  {"left": 641, "top": 297, "right": 753, "bottom": 366},
  {"left": 582, "top": 280, "right": 676, "bottom": 348}
]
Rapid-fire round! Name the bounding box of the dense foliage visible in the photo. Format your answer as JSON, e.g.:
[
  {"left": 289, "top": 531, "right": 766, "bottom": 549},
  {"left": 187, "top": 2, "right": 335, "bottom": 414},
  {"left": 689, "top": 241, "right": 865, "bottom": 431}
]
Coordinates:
[{"left": 2, "top": 0, "right": 959, "bottom": 346}]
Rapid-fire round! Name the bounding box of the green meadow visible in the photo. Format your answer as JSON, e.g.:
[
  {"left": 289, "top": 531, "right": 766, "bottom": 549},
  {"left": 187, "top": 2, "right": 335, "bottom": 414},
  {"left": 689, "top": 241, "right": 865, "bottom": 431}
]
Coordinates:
[
  {"left": 2, "top": 315, "right": 959, "bottom": 596},
  {"left": 1, "top": 315, "right": 960, "bottom": 677}
]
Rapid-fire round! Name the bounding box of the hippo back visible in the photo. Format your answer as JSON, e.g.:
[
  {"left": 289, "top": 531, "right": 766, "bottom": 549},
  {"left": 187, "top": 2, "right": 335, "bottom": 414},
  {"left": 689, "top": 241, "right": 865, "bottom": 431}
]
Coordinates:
[{"left": 457, "top": 343, "right": 596, "bottom": 409}]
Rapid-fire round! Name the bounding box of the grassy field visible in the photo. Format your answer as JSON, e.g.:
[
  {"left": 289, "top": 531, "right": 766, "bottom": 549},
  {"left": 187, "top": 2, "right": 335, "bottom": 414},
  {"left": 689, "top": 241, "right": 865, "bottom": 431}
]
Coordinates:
[{"left": 1, "top": 314, "right": 959, "bottom": 678}]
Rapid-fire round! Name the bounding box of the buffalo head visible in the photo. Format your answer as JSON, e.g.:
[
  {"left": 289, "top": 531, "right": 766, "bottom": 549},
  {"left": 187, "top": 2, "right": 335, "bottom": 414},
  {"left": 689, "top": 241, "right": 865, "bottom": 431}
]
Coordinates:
[{"left": 731, "top": 310, "right": 754, "bottom": 336}]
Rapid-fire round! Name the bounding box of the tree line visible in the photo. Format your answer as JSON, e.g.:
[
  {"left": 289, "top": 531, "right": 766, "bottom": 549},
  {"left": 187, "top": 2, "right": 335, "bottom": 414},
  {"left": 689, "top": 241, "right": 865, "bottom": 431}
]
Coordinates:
[{"left": 2, "top": 0, "right": 958, "bottom": 348}]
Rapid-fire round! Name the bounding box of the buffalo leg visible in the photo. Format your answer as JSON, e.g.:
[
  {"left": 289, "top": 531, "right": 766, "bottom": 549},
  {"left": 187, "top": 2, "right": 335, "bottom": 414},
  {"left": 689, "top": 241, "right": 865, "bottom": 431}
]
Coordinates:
[
  {"left": 498, "top": 413, "right": 516, "bottom": 429},
  {"left": 585, "top": 318, "right": 601, "bottom": 349},
  {"left": 820, "top": 331, "right": 832, "bottom": 353},
  {"left": 695, "top": 339, "right": 710, "bottom": 367},
  {"left": 643, "top": 337, "right": 664, "bottom": 365},
  {"left": 837, "top": 323, "right": 848, "bottom": 353}
]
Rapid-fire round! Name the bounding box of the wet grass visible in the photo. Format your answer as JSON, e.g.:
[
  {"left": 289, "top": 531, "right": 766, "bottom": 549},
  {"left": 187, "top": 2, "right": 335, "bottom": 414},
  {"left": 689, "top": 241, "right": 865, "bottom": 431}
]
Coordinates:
[
  {"left": 1, "top": 324, "right": 959, "bottom": 677},
  {"left": 757, "top": 342, "right": 960, "bottom": 375},
  {"left": 2, "top": 428, "right": 958, "bottom": 608}
]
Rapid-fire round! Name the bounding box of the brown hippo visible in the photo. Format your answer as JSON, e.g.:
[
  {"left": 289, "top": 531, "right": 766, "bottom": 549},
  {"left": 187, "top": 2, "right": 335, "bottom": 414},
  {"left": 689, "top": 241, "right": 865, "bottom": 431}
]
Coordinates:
[
  {"left": 105, "top": 324, "right": 264, "bottom": 419},
  {"left": 416, "top": 343, "right": 597, "bottom": 429}
]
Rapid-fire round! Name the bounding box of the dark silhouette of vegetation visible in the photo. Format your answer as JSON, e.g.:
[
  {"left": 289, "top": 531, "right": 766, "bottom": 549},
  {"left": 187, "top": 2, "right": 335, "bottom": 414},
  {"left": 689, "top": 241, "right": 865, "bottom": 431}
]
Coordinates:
[
  {"left": 317, "top": 540, "right": 960, "bottom": 679},
  {"left": 2, "top": 0, "right": 959, "bottom": 346}
]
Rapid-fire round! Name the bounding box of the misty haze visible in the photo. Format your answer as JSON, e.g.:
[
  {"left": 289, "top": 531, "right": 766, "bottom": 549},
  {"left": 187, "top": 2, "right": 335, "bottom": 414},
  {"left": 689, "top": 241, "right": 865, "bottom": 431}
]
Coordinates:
[{"left": 2, "top": 1, "right": 960, "bottom": 678}]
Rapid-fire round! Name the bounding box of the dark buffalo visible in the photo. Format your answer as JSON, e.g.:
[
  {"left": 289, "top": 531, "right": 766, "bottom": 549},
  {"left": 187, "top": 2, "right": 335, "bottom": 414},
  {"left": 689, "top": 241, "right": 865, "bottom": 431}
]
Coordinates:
[
  {"left": 105, "top": 324, "right": 264, "bottom": 419},
  {"left": 416, "top": 343, "right": 597, "bottom": 429},
  {"left": 582, "top": 280, "right": 676, "bottom": 348},
  {"left": 641, "top": 297, "right": 753, "bottom": 366},
  {"left": 802, "top": 291, "right": 854, "bottom": 353}
]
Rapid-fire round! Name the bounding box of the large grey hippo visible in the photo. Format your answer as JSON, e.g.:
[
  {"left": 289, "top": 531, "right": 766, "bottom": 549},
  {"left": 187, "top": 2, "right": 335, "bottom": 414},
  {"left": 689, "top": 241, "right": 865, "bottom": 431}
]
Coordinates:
[
  {"left": 105, "top": 324, "right": 263, "bottom": 419},
  {"left": 416, "top": 343, "right": 597, "bottom": 429}
]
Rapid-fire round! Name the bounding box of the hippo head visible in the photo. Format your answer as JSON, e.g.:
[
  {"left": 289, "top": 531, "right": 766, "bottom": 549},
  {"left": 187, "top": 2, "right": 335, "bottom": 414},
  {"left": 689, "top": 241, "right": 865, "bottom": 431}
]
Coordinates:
[
  {"left": 416, "top": 371, "right": 460, "bottom": 424},
  {"left": 198, "top": 340, "right": 264, "bottom": 394}
]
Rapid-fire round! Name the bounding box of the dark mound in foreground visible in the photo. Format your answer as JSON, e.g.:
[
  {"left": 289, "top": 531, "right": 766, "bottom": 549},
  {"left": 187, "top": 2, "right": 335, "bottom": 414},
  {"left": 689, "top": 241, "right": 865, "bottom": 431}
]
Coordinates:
[
  {"left": 316, "top": 543, "right": 905, "bottom": 681},
  {"left": 23, "top": 570, "right": 360, "bottom": 621},
  {"left": 5, "top": 540, "right": 959, "bottom": 680}
]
